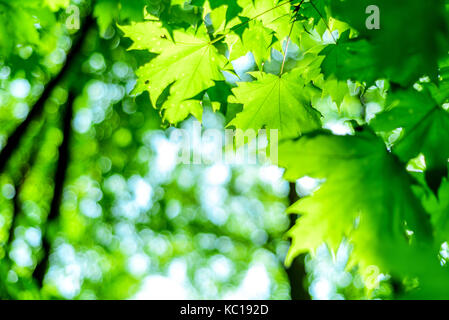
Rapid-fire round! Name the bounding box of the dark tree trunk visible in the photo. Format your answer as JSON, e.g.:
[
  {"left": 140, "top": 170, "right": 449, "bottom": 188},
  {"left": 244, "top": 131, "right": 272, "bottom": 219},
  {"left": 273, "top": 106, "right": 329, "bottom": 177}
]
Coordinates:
[{"left": 286, "top": 182, "right": 310, "bottom": 300}]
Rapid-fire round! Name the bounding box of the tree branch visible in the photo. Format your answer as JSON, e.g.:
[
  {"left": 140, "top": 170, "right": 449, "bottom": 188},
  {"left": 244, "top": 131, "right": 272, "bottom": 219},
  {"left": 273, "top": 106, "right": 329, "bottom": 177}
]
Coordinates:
[
  {"left": 0, "top": 14, "right": 94, "bottom": 174},
  {"left": 32, "top": 92, "right": 75, "bottom": 287}
]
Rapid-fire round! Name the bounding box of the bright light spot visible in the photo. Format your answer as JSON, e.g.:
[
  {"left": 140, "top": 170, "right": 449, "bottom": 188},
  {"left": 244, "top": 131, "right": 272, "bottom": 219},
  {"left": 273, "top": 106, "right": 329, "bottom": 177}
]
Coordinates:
[
  {"left": 13, "top": 102, "right": 29, "bottom": 120},
  {"left": 130, "top": 176, "right": 152, "bottom": 209},
  {"left": 0, "top": 66, "right": 11, "bottom": 79},
  {"left": 10, "top": 79, "right": 30, "bottom": 98},
  {"left": 2, "top": 184, "right": 15, "bottom": 199},
  {"left": 80, "top": 198, "right": 102, "bottom": 218},
  {"left": 73, "top": 109, "right": 93, "bottom": 133},
  {"left": 87, "top": 81, "right": 106, "bottom": 101},
  {"left": 153, "top": 136, "right": 178, "bottom": 175},
  {"left": 104, "top": 174, "right": 127, "bottom": 194},
  {"left": 10, "top": 240, "right": 33, "bottom": 267},
  {"left": 113, "top": 61, "right": 130, "bottom": 79},
  {"left": 166, "top": 199, "right": 181, "bottom": 219},
  {"left": 89, "top": 53, "right": 106, "bottom": 71},
  {"left": 311, "top": 278, "right": 334, "bottom": 300},
  {"left": 324, "top": 120, "right": 353, "bottom": 135},
  {"left": 365, "top": 102, "right": 382, "bottom": 122},
  {"left": 296, "top": 176, "right": 322, "bottom": 197},
  {"left": 25, "top": 227, "right": 41, "bottom": 247},
  {"left": 323, "top": 30, "right": 339, "bottom": 44},
  {"left": 127, "top": 253, "right": 150, "bottom": 277},
  {"left": 49, "top": 48, "right": 66, "bottom": 65},
  {"left": 259, "top": 165, "right": 283, "bottom": 185},
  {"left": 49, "top": 264, "right": 82, "bottom": 299},
  {"left": 211, "top": 255, "right": 233, "bottom": 281},
  {"left": 204, "top": 163, "right": 230, "bottom": 185}
]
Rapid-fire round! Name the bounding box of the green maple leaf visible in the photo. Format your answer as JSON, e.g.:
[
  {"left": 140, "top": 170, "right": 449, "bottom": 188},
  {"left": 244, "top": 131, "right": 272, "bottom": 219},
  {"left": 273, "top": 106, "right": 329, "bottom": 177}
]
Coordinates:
[
  {"left": 423, "top": 178, "right": 449, "bottom": 242},
  {"left": 206, "top": 0, "right": 243, "bottom": 21},
  {"left": 426, "top": 57, "right": 449, "bottom": 105},
  {"left": 288, "top": 50, "right": 351, "bottom": 109},
  {"left": 320, "top": 30, "right": 379, "bottom": 84},
  {"left": 241, "top": 20, "right": 274, "bottom": 69},
  {"left": 279, "top": 130, "right": 432, "bottom": 274},
  {"left": 237, "top": 0, "right": 294, "bottom": 43},
  {"left": 123, "top": 23, "right": 228, "bottom": 123},
  {"left": 228, "top": 70, "right": 321, "bottom": 140},
  {"left": 192, "top": 0, "right": 243, "bottom": 33},
  {"left": 94, "top": 0, "right": 118, "bottom": 33},
  {"left": 225, "top": 20, "right": 274, "bottom": 68},
  {"left": 119, "top": 21, "right": 172, "bottom": 52},
  {"left": 295, "top": 0, "right": 329, "bottom": 28},
  {"left": 331, "top": 0, "right": 449, "bottom": 86},
  {"left": 371, "top": 89, "right": 449, "bottom": 194},
  {"left": 95, "top": 0, "right": 148, "bottom": 34},
  {"left": 320, "top": 77, "right": 349, "bottom": 108}
]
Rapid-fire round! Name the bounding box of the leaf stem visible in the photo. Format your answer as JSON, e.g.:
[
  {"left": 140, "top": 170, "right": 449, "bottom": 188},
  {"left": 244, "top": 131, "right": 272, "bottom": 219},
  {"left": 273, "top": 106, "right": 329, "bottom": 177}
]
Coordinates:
[{"left": 280, "top": 0, "right": 305, "bottom": 76}]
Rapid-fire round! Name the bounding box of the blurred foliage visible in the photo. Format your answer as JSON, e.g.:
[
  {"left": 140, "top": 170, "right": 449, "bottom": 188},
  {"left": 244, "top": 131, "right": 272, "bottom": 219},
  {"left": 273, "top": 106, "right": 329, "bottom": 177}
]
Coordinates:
[{"left": 0, "top": 0, "right": 295, "bottom": 300}]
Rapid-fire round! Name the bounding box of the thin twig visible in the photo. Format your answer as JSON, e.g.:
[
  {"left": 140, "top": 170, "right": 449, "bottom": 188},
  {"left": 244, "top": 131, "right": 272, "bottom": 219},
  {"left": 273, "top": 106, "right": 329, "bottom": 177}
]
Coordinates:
[{"left": 280, "top": 0, "right": 305, "bottom": 76}]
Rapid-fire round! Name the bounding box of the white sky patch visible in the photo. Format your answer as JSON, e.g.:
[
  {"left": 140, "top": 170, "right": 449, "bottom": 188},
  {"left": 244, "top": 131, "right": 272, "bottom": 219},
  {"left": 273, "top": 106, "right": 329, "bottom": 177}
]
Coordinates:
[
  {"left": 168, "top": 259, "right": 188, "bottom": 283},
  {"left": 310, "top": 278, "right": 334, "bottom": 300},
  {"left": 296, "top": 176, "right": 323, "bottom": 197},
  {"left": 129, "top": 176, "right": 153, "bottom": 210},
  {"left": 365, "top": 102, "right": 383, "bottom": 122},
  {"left": 259, "top": 165, "right": 283, "bottom": 185},
  {"left": 323, "top": 30, "right": 339, "bottom": 44},
  {"left": 133, "top": 275, "right": 190, "bottom": 300},
  {"left": 324, "top": 120, "right": 353, "bottom": 136},
  {"left": 228, "top": 52, "right": 255, "bottom": 83},
  {"left": 224, "top": 264, "right": 271, "bottom": 300},
  {"left": 258, "top": 165, "right": 289, "bottom": 196},
  {"left": 152, "top": 136, "right": 178, "bottom": 175}
]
